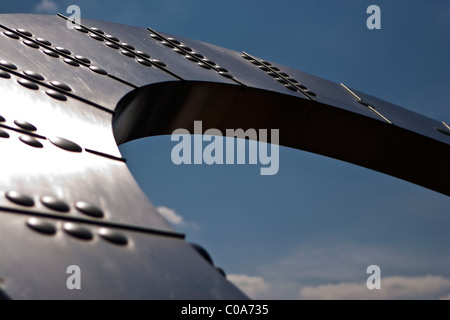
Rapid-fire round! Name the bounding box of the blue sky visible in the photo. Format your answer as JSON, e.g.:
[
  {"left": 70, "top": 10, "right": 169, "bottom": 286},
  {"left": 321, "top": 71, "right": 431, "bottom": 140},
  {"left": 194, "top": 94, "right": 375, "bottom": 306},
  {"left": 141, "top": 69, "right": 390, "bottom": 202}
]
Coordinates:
[{"left": 4, "top": 0, "right": 450, "bottom": 299}]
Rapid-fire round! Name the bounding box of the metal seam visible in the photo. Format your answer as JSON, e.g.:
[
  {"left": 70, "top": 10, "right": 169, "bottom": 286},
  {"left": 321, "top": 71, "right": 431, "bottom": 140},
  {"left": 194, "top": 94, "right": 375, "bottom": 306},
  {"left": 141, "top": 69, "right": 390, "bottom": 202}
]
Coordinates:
[{"left": 0, "top": 205, "right": 185, "bottom": 239}]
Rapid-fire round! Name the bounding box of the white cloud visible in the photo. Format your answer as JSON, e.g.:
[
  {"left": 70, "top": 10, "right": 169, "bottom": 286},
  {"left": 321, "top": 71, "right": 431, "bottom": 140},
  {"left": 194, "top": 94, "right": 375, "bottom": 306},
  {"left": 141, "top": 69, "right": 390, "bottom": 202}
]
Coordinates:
[
  {"left": 34, "top": 0, "right": 58, "bottom": 13},
  {"left": 228, "top": 274, "right": 271, "bottom": 299},
  {"left": 156, "top": 206, "right": 200, "bottom": 229},
  {"left": 229, "top": 242, "right": 450, "bottom": 299},
  {"left": 299, "top": 275, "right": 450, "bottom": 300}
]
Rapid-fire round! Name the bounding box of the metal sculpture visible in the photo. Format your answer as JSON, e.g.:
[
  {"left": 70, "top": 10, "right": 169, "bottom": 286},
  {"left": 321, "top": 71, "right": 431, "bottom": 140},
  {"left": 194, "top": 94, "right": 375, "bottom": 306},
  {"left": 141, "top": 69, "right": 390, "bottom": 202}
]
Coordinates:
[{"left": 0, "top": 14, "right": 448, "bottom": 299}]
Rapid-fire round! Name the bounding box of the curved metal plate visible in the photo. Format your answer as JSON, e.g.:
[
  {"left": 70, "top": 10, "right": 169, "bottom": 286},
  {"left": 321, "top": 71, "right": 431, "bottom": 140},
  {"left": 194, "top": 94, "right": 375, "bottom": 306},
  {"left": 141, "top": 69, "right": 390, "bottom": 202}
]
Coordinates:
[{"left": 0, "top": 13, "right": 448, "bottom": 299}]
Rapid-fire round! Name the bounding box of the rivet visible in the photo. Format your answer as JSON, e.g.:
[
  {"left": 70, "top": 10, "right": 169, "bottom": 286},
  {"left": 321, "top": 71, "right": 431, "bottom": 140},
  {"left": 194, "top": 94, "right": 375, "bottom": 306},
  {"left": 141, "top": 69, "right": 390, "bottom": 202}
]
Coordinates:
[
  {"left": 219, "top": 71, "right": 233, "bottom": 79},
  {"left": 75, "top": 55, "right": 91, "bottom": 64},
  {"left": 250, "top": 60, "right": 262, "bottom": 66},
  {"left": 198, "top": 62, "right": 211, "bottom": 69},
  {"left": 267, "top": 71, "right": 278, "bottom": 77},
  {"left": 16, "top": 28, "right": 32, "bottom": 37},
  {"left": 43, "top": 49, "right": 59, "bottom": 58},
  {"left": 105, "top": 34, "right": 119, "bottom": 42},
  {"left": 121, "top": 43, "right": 135, "bottom": 50},
  {"left": 285, "top": 84, "right": 297, "bottom": 91},
  {"left": 358, "top": 100, "right": 371, "bottom": 107},
  {"left": 167, "top": 37, "right": 180, "bottom": 45},
  {"left": 296, "top": 84, "right": 307, "bottom": 90},
  {"left": 173, "top": 48, "right": 184, "bottom": 54},
  {"left": 258, "top": 65, "right": 270, "bottom": 72},
  {"left": 55, "top": 47, "right": 71, "bottom": 55},
  {"left": 0, "top": 115, "right": 5, "bottom": 122},
  {"left": 151, "top": 59, "right": 166, "bottom": 67},
  {"left": 19, "top": 135, "right": 43, "bottom": 148},
  {"left": 63, "top": 59, "right": 80, "bottom": 67},
  {"left": 89, "top": 33, "right": 103, "bottom": 41},
  {"left": 136, "top": 58, "right": 152, "bottom": 67},
  {"left": 50, "top": 81, "right": 71, "bottom": 92},
  {"left": 26, "top": 218, "right": 57, "bottom": 235},
  {"left": 63, "top": 223, "right": 94, "bottom": 240},
  {"left": 0, "top": 70, "right": 11, "bottom": 79},
  {"left": 120, "top": 50, "right": 135, "bottom": 58},
  {"left": 105, "top": 41, "right": 120, "bottom": 49},
  {"left": 192, "top": 52, "right": 204, "bottom": 59},
  {"left": 98, "top": 228, "right": 128, "bottom": 246},
  {"left": 184, "top": 55, "right": 196, "bottom": 62},
  {"left": 3, "top": 31, "right": 19, "bottom": 39},
  {"left": 279, "top": 72, "right": 289, "bottom": 77},
  {"left": 435, "top": 127, "right": 450, "bottom": 136},
  {"left": 15, "top": 118, "right": 36, "bottom": 129},
  {"left": 17, "top": 79, "right": 39, "bottom": 90},
  {"left": 241, "top": 54, "right": 252, "bottom": 60},
  {"left": 190, "top": 243, "right": 214, "bottom": 265},
  {"left": 75, "top": 201, "right": 104, "bottom": 218},
  {"left": 23, "top": 70, "right": 45, "bottom": 81},
  {"left": 74, "top": 26, "right": 88, "bottom": 33},
  {"left": 46, "top": 90, "right": 67, "bottom": 101},
  {"left": 89, "top": 66, "right": 108, "bottom": 75},
  {"left": 150, "top": 33, "right": 163, "bottom": 41},
  {"left": 6, "top": 191, "right": 35, "bottom": 207},
  {"left": 49, "top": 136, "right": 81, "bottom": 152},
  {"left": 287, "top": 78, "right": 298, "bottom": 83},
  {"left": 161, "top": 41, "right": 174, "bottom": 48},
  {"left": 35, "top": 38, "right": 51, "bottom": 46},
  {"left": 217, "top": 67, "right": 228, "bottom": 73},
  {"left": 216, "top": 267, "right": 226, "bottom": 277},
  {"left": 272, "top": 67, "right": 280, "bottom": 72},
  {"left": 0, "top": 129, "right": 9, "bottom": 138},
  {"left": 90, "top": 27, "right": 104, "bottom": 34},
  {"left": 180, "top": 44, "right": 192, "bottom": 52},
  {"left": 277, "top": 78, "right": 288, "bottom": 85},
  {"left": 203, "top": 59, "right": 216, "bottom": 66},
  {"left": 136, "top": 51, "right": 150, "bottom": 58},
  {"left": 262, "top": 61, "right": 272, "bottom": 66},
  {"left": 41, "top": 196, "right": 70, "bottom": 212},
  {"left": 0, "top": 60, "right": 17, "bottom": 70},
  {"left": 305, "top": 90, "right": 317, "bottom": 97}
]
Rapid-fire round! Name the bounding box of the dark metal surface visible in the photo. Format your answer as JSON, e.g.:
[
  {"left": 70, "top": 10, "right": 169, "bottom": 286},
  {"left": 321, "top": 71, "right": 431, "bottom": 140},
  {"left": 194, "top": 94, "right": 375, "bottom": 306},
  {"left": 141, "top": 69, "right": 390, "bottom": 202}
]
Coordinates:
[{"left": 0, "top": 13, "right": 448, "bottom": 299}]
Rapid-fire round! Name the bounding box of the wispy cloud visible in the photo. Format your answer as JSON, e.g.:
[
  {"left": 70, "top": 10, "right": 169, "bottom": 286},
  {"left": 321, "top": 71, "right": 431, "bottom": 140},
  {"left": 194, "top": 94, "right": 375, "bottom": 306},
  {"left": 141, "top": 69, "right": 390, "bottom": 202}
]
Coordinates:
[
  {"left": 34, "top": 0, "right": 58, "bottom": 13},
  {"left": 230, "top": 242, "right": 450, "bottom": 299},
  {"left": 156, "top": 206, "right": 200, "bottom": 230},
  {"left": 299, "top": 275, "right": 450, "bottom": 300},
  {"left": 228, "top": 274, "right": 271, "bottom": 299}
]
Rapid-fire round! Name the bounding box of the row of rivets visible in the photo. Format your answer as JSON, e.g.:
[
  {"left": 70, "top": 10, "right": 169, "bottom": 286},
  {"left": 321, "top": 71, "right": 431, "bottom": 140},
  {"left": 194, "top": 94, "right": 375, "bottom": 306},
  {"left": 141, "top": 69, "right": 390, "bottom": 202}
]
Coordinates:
[
  {"left": 0, "top": 60, "right": 72, "bottom": 100},
  {"left": 80, "top": 26, "right": 169, "bottom": 70},
  {"left": 242, "top": 53, "right": 317, "bottom": 97},
  {"left": 149, "top": 31, "right": 235, "bottom": 79},
  {"left": 0, "top": 122, "right": 44, "bottom": 147},
  {"left": 0, "top": 116, "right": 121, "bottom": 161},
  {"left": 26, "top": 218, "right": 128, "bottom": 245},
  {"left": 4, "top": 191, "right": 104, "bottom": 218},
  {"left": 0, "top": 116, "right": 86, "bottom": 152},
  {"left": 2, "top": 30, "right": 105, "bottom": 77}
]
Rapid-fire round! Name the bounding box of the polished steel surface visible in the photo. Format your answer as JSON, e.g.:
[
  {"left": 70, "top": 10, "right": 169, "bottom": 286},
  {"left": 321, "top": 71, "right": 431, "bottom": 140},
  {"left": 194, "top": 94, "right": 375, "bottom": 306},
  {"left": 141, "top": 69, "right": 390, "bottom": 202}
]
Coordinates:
[{"left": 0, "top": 13, "right": 448, "bottom": 299}]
